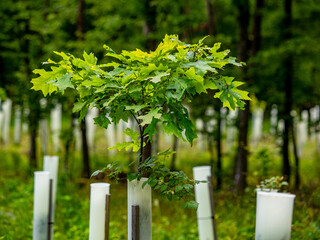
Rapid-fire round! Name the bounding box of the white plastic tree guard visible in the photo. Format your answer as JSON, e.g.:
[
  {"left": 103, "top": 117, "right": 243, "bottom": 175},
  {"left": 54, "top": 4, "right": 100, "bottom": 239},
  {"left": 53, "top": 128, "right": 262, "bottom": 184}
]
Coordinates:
[
  {"left": 43, "top": 155, "right": 59, "bottom": 237},
  {"left": 104, "top": 120, "right": 116, "bottom": 156},
  {"left": 193, "top": 166, "right": 215, "bottom": 240},
  {"left": 73, "top": 119, "right": 82, "bottom": 151},
  {"left": 86, "top": 107, "right": 99, "bottom": 150},
  {"left": 270, "top": 104, "right": 278, "bottom": 135},
  {"left": 0, "top": 103, "right": 4, "bottom": 142},
  {"left": 89, "top": 183, "right": 110, "bottom": 240},
  {"left": 33, "top": 171, "right": 50, "bottom": 240},
  {"left": 2, "top": 99, "right": 12, "bottom": 144},
  {"left": 50, "top": 103, "right": 62, "bottom": 153},
  {"left": 22, "top": 107, "right": 30, "bottom": 133},
  {"left": 40, "top": 98, "right": 48, "bottom": 155},
  {"left": 14, "top": 106, "right": 21, "bottom": 144},
  {"left": 252, "top": 107, "right": 264, "bottom": 145},
  {"left": 196, "top": 119, "right": 205, "bottom": 150},
  {"left": 127, "top": 178, "right": 152, "bottom": 240},
  {"left": 255, "top": 191, "right": 295, "bottom": 240}
]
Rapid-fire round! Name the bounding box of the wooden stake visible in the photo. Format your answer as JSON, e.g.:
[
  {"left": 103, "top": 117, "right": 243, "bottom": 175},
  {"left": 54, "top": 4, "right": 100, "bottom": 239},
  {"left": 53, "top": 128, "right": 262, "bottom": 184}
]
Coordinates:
[
  {"left": 132, "top": 205, "right": 139, "bottom": 240},
  {"left": 48, "top": 179, "right": 53, "bottom": 240},
  {"left": 207, "top": 176, "right": 218, "bottom": 240},
  {"left": 105, "top": 194, "right": 110, "bottom": 240}
]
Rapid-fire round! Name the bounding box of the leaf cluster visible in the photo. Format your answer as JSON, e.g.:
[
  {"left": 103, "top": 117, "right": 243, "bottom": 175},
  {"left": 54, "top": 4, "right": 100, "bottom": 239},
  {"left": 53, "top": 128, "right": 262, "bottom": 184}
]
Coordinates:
[
  {"left": 31, "top": 35, "right": 248, "bottom": 148},
  {"left": 256, "top": 176, "right": 289, "bottom": 193}
]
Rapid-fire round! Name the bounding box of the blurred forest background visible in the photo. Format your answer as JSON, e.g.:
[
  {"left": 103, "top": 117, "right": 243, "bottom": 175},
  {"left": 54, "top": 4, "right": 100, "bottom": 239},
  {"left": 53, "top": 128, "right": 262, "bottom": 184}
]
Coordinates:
[{"left": 0, "top": 0, "right": 320, "bottom": 239}]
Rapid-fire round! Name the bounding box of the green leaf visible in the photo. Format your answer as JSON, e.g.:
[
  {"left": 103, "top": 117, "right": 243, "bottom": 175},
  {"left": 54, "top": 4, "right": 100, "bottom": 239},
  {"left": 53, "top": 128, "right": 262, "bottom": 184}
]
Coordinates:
[
  {"left": 182, "top": 60, "right": 217, "bottom": 76},
  {"left": 228, "top": 57, "right": 243, "bottom": 67},
  {"left": 51, "top": 73, "right": 74, "bottom": 92},
  {"left": 147, "top": 72, "right": 170, "bottom": 83},
  {"left": 149, "top": 179, "right": 158, "bottom": 187},
  {"left": 125, "top": 105, "right": 148, "bottom": 112},
  {"left": 128, "top": 173, "right": 138, "bottom": 181},
  {"left": 184, "top": 68, "right": 206, "bottom": 94},
  {"left": 138, "top": 107, "right": 162, "bottom": 126},
  {"left": 73, "top": 101, "right": 87, "bottom": 113},
  {"left": 94, "top": 114, "right": 111, "bottom": 129},
  {"left": 83, "top": 51, "right": 97, "bottom": 65},
  {"left": 182, "top": 200, "right": 199, "bottom": 210},
  {"left": 123, "top": 128, "right": 139, "bottom": 139},
  {"left": 175, "top": 185, "right": 183, "bottom": 192}
]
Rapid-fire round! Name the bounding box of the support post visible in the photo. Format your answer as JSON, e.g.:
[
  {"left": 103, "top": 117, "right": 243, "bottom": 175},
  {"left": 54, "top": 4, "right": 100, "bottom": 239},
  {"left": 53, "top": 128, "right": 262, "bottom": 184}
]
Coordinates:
[
  {"left": 105, "top": 194, "right": 111, "bottom": 240},
  {"left": 132, "top": 205, "right": 139, "bottom": 240},
  {"left": 48, "top": 179, "right": 53, "bottom": 240},
  {"left": 207, "top": 176, "right": 218, "bottom": 240}
]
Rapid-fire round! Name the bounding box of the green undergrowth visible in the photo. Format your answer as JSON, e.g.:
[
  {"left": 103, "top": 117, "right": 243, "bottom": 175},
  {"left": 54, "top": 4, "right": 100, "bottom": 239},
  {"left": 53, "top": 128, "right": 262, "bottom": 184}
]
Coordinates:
[{"left": 0, "top": 137, "right": 319, "bottom": 239}]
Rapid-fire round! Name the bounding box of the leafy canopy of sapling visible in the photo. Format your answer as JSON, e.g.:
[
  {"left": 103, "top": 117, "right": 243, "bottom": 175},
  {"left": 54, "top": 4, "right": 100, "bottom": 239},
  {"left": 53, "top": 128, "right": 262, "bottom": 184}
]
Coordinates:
[
  {"left": 257, "top": 176, "right": 289, "bottom": 192},
  {"left": 31, "top": 35, "right": 249, "bottom": 209}
]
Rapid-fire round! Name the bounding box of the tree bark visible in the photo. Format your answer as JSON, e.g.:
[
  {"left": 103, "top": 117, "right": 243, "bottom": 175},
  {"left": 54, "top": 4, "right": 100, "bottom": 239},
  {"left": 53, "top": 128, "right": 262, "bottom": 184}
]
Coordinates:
[
  {"left": 76, "top": 0, "right": 85, "bottom": 41},
  {"left": 170, "top": 135, "right": 178, "bottom": 171},
  {"left": 206, "top": 0, "right": 217, "bottom": 36},
  {"left": 143, "top": 0, "right": 157, "bottom": 51},
  {"left": 215, "top": 104, "right": 222, "bottom": 190},
  {"left": 234, "top": 101, "right": 250, "bottom": 190},
  {"left": 282, "top": 0, "right": 292, "bottom": 180},
  {"left": 291, "top": 125, "right": 300, "bottom": 189},
  {"left": 76, "top": 0, "right": 91, "bottom": 178},
  {"left": 21, "top": 18, "right": 40, "bottom": 169},
  {"left": 234, "top": 0, "right": 250, "bottom": 191},
  {"left": 251, "top": 0, "right": 264, "bottom": 56},
  {"left": 80, "top": 119, "right": 90, "bottom": 178}
]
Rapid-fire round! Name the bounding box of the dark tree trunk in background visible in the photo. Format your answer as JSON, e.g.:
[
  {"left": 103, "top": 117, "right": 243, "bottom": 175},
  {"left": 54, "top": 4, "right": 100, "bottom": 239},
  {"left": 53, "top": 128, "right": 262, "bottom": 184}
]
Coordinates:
[
  {"left": 80, "top": 119, "right": 90, "bottom": 178},
  {"left": 143, "top": 0, "right": 157, "bottom": 51},
  {"left": 76, "top": 0, "right": 90, "bottom": 177},
  {"left": 251, "top": 0, "right": 264, "bottom": 56},
  {"left": 206, "top": 0, "right": 217, "bottom": 36},
  {"left": 64, "top": 109, "right": 75, "bottom": 173},
  {"left": 205, "top": 0, "right": 221, "bottom": 189},
  {"left": 282, "top": 0, "right": 292, "bottom": 180},
  {"left": 21, "top": 18, "right": 40, "bottom": 169},
  {"left": 77, "top": 0, "right": 85, "bottom": 41},
  {"left": 234, "top": 0, "right": 250, "bottom": 191},
  {"left": 234, "top": 102, "right": 250, "bottom": 190},
  {"left": 215, "top": 103, "right": 222, "bottom": 189},
  {"left": 43, "top": 0, "right": 50, "bottom": 20},
  {"left": 291, "top": 126, "right": 300, "bottom": 189}
]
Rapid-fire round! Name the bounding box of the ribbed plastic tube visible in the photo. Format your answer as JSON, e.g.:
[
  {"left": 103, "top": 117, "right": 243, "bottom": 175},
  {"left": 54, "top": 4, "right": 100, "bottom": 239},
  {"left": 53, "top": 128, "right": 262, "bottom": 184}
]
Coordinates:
[
  {"left": 127, "top": 178, "right": 152, "bottom": 240},
  {"left": 193, "top": 166, "right": 214, "bottom": 240},
  {"left": 255, "top": 191, "right": 295, "bottom": 240},
  {"left": 33, "top": 171, "right": 50, "bottom": 240},
  {"left": 89, "top": 183, "right": 110, "bottom": 240}
]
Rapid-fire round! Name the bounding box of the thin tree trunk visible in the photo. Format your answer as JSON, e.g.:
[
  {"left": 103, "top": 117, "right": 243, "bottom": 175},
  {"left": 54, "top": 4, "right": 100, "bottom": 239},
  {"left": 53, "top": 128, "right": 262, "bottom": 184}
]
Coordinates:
[
  {"left": 138, "top": 124, "right": 152, "bottom": 176},
  {"left": 80, "top": 119, "right": 90, "bottom": 178},
  {"left": 291, "top": 125, "right": 300, "bottom": 189},
  {"left": 64, "top": 112, "right": 75, "bottom": 173},
  {"left": 76, "top": 0, "right": 90, "bottom": 178},
  {"left": 140, "top": 0, "right": 156, "bottom": 166},
  {"left": 170, "top": 135, "right": 179, "bottom": 171},
  {"left": 234, "top": 0, "right": 250, "bottom": 191},
  {"left": 282, "top": 0, "right": 292, "bottom": 180}
]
